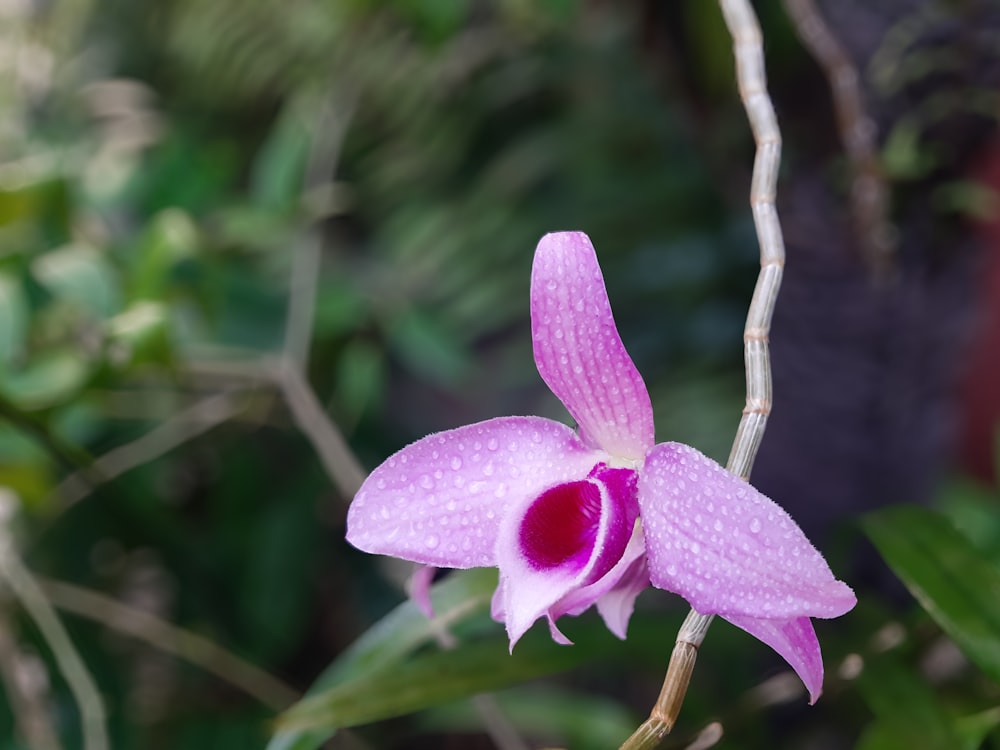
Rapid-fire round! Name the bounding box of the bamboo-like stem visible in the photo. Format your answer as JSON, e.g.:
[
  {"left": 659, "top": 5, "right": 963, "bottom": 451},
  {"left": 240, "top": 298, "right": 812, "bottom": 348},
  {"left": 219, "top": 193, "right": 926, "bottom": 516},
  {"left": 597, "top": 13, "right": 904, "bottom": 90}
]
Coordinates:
[
  {"left": 620, "top": 1, "right": 786, "bottom": 747},
  {"left": 782, "top": 0, "right": 896, "bottom": 278}
]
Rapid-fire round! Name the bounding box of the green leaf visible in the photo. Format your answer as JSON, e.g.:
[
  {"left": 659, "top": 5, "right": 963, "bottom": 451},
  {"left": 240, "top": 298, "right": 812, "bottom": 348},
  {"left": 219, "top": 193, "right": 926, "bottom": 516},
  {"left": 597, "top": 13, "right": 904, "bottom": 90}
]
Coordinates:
[
  {"left": 275, "top": 624, "right": 601, "bottom": 736},
  {"left": 863, "top": 505, "right": 1000, "bottom": 684},
  {"left": 130, "top": 209, "right": 198, "bottom": 300},
  {"left": 104, "top": 301, "right": 173, "bottom": 369},
  {"left": 957, "top": 706, "right": 1000, "bottom": 750},
  {"left": 250, "top": 106, "right": 309, "bottom": 211},
  {"left": 266, "top": 568, "right": 498, "bottom": 750},
  {"left": 32, "top": 244, "right": 121, "bottom": 318},
  {"left": 419, "top": 687, "right": 639, "bottom": 750},
  {"left": 388, "top": 310, "right": 471, "bottom": 386},
  {"left": 334, "top": 339, "right": 384, "bottom": 422},
  {"left": 0, "top": 272, "right": 28, "bottom": 364},
  {"left": 0, "top": 349, "right": 91, "bottom": 409},
  {"left": 855, "top": 653, "right": 961, "bottom": 750}
]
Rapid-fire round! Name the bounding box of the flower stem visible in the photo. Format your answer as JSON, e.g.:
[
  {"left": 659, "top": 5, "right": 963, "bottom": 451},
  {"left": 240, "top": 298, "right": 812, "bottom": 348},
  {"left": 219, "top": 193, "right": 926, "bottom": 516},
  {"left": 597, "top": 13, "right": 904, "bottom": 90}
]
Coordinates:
[{"left": 621, "top": 0, "right": 787, "bottom": 746}]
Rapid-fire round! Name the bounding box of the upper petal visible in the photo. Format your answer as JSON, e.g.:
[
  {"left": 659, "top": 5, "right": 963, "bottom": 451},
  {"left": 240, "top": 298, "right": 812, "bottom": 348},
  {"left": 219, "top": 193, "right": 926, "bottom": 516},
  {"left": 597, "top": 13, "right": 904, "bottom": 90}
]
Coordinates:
[
  {"left": 531, "top": 232, "right": 654, "bottom": 462},
  {"left": 639, "top": 442, "right": 856, "bottom": 620},
  {"left": 723, "top": 614, "right": 824, "bottom": 704},
  {"left": 346, "top": 416, "right": 600, "bottom": 568}
]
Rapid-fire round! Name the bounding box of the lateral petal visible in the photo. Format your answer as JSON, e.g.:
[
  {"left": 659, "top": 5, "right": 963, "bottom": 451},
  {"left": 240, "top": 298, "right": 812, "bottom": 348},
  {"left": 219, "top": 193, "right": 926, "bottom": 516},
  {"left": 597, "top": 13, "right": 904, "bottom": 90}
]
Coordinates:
[
  {"left": 531, "top": 232, "right": 654, "bottom": 462},
  {"left": 723, "top": 614, "right": 824, "bottom": 704},
  {"left": 347, "top": 416, "right": 599, "bottom": 568},
  {"left": 639, "top": 442, "right": 856, "bottom": 620}
]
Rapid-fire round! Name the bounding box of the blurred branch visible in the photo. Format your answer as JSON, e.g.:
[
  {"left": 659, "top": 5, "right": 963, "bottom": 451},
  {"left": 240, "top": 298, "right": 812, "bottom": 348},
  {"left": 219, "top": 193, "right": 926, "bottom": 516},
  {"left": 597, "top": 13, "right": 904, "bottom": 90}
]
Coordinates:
[
  {"left": 621, "top": 0, "right": 786, "bottom": 746},
  {"left": 783, "top": 0, "right": 896, "bottom": 279},
  {"left": 284, "top": 90, "right": 357, "bottom": 370},
  {"left": 37, "top": 576, "right": 299, "bottom": 710},
  {"left": 50, "top": 389, "right": 249, "bottom": 510},
  {"left": 184, "top": 355, "right": 367, "bottom": 499},
  {"left": 0, "top": 523, "right": 108, "bottom": 750},
  {"left": 277, "top": 359, "right": 367, "bottom": 499},
  {"left": 0, "top": 608, "right": 62, "bottom": 750}
]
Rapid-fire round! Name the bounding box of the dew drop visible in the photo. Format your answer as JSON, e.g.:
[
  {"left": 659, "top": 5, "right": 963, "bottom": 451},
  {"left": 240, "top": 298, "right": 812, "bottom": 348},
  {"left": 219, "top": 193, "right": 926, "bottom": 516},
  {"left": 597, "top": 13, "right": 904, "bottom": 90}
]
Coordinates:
[
  {"left": 690, "top": 541, "right": 701, "bottom": 554},
  {"left": 713, "top": 519, "right": 723, "bottom": 532},
  {"left": 750, "top": 517, "right": 762, "bottom": 534},
  {"left": 487, "top": 438, "right": 499, "bottom": 451},
  {"left": 450, "top": 456, "right": 463, "bottom": 470},
  {"left": 419, "top": 475, "right": 434, "bottom": 489},
  {"left": 425, "top": 534, "right": 439, "bottom": 549},
  {"left": 376, "top": 478, "right": 387, "bottom": 490},
  {"left": 546, "top": 279, "right": 558, "bottom": 291}
]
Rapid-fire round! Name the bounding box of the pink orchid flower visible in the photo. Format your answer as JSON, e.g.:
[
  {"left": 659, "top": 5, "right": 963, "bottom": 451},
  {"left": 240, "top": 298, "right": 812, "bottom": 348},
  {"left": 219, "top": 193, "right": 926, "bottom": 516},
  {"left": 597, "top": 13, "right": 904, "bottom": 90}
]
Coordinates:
[{"left": 347, "top": 231, "right": 855, "bottom": 702}]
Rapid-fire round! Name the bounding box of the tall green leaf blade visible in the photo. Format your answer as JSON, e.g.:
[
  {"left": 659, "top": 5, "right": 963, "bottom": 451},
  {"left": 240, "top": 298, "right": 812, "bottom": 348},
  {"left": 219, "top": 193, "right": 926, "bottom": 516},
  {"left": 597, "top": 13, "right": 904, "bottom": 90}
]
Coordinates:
[
  {"left": 275, "top": 633, "right": 583, "bottom": 734},
  {"left": 266, "top": 568, "right": 497, "bottom": 750},
  {"left": 863, "top": 505, "right": 1000, "bottom": 683}
]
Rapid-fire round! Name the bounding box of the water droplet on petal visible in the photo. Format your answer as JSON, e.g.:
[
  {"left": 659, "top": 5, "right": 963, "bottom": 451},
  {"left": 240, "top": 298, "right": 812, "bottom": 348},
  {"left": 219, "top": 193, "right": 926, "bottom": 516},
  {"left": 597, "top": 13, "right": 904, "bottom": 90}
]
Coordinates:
[
  {"left": 546, "top": 280, "right": 557, "bottom": 291},
  {"left": 487, "top": 438, "right": 499, "bottom": 451},
  {"left": 425, "top": 534, "right": 439, "bottom": 549},
  {"left": 419, "top": 474, "right": 433, "bottom": 489},
  {"left": 450, "top": 456, "right": 463, "bottom": 470},
  {"left": 750, "top": 517, "right": 762, "bottom": 534}
]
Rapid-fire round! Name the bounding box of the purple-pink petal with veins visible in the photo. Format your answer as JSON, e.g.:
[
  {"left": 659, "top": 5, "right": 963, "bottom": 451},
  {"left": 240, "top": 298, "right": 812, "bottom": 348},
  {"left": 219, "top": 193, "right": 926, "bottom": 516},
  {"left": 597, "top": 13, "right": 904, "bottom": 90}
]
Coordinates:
[
  {"left": 496, "top": 466, "right": 639, "bottom": 647},
  {"left": 639, "top": 442, "right": 856, "bottom": 620},
  {"left": 346, "top": 416, "right": 600, "bottom": 569},
  {"left": 531, "top": 232, "right": 654, "bottom": 462},
  {"left": 723, "top": 614, "right": 825, "bottom": 704}
]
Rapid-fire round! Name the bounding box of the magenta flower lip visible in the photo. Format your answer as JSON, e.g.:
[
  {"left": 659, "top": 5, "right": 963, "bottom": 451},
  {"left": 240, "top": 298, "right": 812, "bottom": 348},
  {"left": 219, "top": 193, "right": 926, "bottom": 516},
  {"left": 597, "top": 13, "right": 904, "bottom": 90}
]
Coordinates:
[{"left": 347, "top": 231, "right": 855, "bottom": 703}]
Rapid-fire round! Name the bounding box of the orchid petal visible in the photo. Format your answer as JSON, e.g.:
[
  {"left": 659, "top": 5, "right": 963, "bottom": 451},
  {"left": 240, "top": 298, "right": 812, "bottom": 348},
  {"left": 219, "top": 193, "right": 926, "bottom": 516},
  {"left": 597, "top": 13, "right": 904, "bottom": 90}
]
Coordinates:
[
  {"left": 531, "top": 232, "right": 654, "bottom": 461},
  {"left": 347, "top": 416, "right": 600, "bottom": 568},
  {"left": 496, "top": 467, "right": 639, "bottom": 646},
  {"left": 553, "top": 523, "right": 648, "bottom": 638},
  {"left": 723, "top": 614, "right": 824, "bottom": 704},
  {"left": 595, "top": 554, "right": 649, "bottom": 639},
  {"left": 639, "top": 442, "right": 856, "bottom": 620}
]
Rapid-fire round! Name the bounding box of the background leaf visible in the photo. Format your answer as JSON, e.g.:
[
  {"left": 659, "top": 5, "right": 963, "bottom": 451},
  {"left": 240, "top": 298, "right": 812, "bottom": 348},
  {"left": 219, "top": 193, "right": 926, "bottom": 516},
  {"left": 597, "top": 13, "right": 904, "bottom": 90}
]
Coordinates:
[{"left": 863, "top": 505, "right": 1000, "bottom": 684}]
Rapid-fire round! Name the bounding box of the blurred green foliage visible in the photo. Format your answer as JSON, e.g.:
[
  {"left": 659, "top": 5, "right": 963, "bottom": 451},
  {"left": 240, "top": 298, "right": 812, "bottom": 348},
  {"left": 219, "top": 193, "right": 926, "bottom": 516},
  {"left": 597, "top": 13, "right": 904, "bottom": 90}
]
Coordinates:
[{"left": 0, "top": 0, "right": 998, "bottom": 749}]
